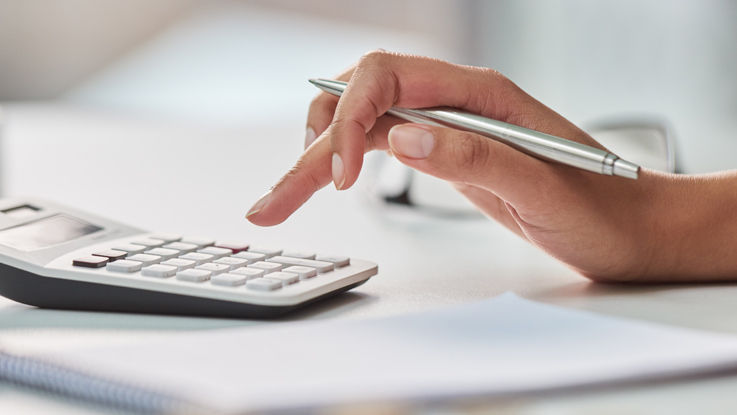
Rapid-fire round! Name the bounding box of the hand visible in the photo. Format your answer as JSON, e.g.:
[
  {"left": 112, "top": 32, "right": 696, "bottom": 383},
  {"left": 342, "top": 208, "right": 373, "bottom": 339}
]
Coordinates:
[{"left": 245, "top": 51, "right": 734, "bottom": 283}]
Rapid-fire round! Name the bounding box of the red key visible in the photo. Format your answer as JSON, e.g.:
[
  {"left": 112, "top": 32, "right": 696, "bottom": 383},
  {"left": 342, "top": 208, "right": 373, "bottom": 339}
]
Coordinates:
[{"left": 73, "top": 256, "right": 108, "bottom": 268}]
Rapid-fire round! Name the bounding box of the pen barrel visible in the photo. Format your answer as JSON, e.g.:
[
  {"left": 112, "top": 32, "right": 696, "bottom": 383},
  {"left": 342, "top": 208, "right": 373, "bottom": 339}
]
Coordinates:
[
  {"left": 309, "top": 78, "right": 639, "bottom": 179},
  {"left": 389, "top": 108, "right": 634, "bottom": 178}
]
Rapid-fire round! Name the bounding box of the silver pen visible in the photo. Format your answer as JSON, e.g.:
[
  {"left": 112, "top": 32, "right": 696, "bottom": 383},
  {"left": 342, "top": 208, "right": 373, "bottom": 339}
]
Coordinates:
[{"left": 309, "top": 78, "right": 640, "bottom": 179}]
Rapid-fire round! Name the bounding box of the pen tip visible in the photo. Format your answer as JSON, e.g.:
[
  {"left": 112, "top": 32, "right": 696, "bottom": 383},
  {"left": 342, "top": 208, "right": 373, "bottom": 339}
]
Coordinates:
[{"left": 308, "top": 78, "right": 319, "bottom": 85}]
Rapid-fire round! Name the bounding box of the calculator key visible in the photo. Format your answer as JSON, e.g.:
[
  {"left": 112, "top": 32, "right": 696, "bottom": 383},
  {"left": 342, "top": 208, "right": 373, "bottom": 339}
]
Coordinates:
[
  {"left": 126, "top": 254, "right": 162, "bottom": 266},
  {"left": 231, "top": 251, "right": 266, "bottom": 264},
  {"left": 106, "top": 260, "right": 142, "bottom": 273},
  {"left": 176, "top": 268, "right": 211, "bottom": 282},
  {"left": 92, "top": 249, "right": 127, "bottom": 261},
  {"left": 315, "top": 255, "right": 350, "bottom": 268},
  {"left": 267, "top": 256, "right": 334, "bottom": 273},
  {"left": 144, "top": 248, "right": 179, "bottom": 260},
  {"left": 160, "top": 258, "right": 196, "bottom": 271},
  {"left": 267, "top": 271, "right": 299, "bottom": 286},
  {"left": 230, "top": 267, "right": 264, "bottom": 280},
  {"left": 179, "top": 252, "right": 214, "bottom": 265},
  {"left": 282, "top": 266, "right": 317, "bottom": 280},
  {"left": 213, "top": 257, "right": 249, "bottom": 270},
  {"left": 215, "top": 242, "right": 250, "bottom": 253},
  {"left": 112, "top": 244, "right": 147, "bottom": 255},
  {"left": 248, "top": 261, "right": 283, "bottom": 274},
  {"left": 197, "top": 246, "right": 231, "bottom": 259},
  {"left": 195, "top": 263, "right": 230, "bottom": 276},
  {"left": 141, "top": 264, "right": 177, "bottom": 278},
  {"left": 130, "top": 238, "right": 165, "bottom": 248},
  {"left": 149, "top": 233, "right": 181, "bottom": 243},
  {"left": 163, "top": 242, "right": 198, "bottom": 253},
  {"left": 180, "top": 237, "right": 215, "bottom": 249},
  {"left": 211, "top": 273, "right": 248, "bottom": 287},
  {"left": 281, "top": 251, "right": 316, "bottom": 260},
  {"left": 247, "top": 247, "right": 282, "bottom": 258},
  {"left": 246, "top": 278, "right": 282, "bottom": 291},
  {"left": 73, "top": 256, "right": 108, "bottom": 268}
]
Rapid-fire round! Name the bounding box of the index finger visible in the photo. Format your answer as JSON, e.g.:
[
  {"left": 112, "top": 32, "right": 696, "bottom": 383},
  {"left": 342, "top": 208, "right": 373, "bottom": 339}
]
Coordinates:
[{"left": 327, "top": 50, "right": 524, "bottom": 190}]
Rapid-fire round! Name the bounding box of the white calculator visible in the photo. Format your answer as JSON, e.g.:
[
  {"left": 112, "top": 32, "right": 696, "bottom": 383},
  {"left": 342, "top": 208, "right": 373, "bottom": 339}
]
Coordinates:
[{"left": 0, "top": 198, "right": 377, "bottom": 318}]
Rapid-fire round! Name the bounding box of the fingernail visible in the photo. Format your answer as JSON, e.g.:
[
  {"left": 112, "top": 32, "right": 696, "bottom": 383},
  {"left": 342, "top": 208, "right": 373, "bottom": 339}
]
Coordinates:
[
  {"left": 304, "top": 127, "right": 317, "bottom": 149},
  {"left": 388, "top": 124, "right": 434, "bottom": 159},
  {"left": 246, "top": 191, "right": 271, "bottom": 218},
  {"left": 332, "top": 152, "right": 346, "bottom": 190}
]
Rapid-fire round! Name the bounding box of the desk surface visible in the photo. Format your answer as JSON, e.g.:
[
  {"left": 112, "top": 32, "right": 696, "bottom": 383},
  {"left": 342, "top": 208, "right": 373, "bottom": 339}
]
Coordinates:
[{"left": 2, "top": 104, "right": 737, "bottom": 413}]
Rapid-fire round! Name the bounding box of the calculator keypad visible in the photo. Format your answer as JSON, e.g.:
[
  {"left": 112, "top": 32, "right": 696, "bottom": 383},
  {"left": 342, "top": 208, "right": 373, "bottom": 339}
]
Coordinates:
[{"left": 72, "top": 234, "right": 352, "bottom": 293}]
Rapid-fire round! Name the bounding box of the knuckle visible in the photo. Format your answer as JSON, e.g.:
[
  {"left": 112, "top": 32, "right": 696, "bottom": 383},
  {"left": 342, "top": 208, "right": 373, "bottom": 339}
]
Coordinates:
[
  {"left": 309, "top": 92, "right": 337, "bottom": 115},
  {"left": 455, "top": 133, "right": 491, "bottom": 171},
  {"left": 482, "top": 68, "right": 512, "bottom": 87},
  {"left": 279, "top": 159, "right": 321, "bottom": 194},
  {"left": 360, "top": 49, "right": 391, "bottom": 64}
]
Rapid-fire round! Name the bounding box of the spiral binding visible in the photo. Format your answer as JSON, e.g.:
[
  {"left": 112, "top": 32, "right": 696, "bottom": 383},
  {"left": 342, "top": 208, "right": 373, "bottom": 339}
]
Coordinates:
[{"left": 0, "top": 349, "right": 196, "bottom": 414}]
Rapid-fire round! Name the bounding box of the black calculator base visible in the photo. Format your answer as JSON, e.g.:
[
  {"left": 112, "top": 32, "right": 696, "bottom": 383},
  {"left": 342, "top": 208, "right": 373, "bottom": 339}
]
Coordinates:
[{"left": 0, "top": 263, "right": 367, "bottom": 318}]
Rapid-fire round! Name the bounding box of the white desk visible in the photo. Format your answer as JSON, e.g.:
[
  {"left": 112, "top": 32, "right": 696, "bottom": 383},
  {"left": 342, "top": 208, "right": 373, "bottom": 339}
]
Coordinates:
[{"left": 2, "top": 104, "right": 737, "bottom": 413}]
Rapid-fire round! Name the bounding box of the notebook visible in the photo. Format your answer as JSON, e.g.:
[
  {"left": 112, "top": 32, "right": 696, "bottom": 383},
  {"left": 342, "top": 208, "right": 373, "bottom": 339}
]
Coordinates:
[{"left": 5, "top": 293, "right": 737, "bottom": 413}]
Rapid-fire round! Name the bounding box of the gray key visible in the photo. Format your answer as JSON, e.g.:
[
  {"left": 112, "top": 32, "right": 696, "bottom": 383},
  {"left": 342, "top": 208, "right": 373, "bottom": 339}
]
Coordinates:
[
  {"left": 246, "top": 247, "right": 282, "bottom": 258},
  {"left": 231, "top": 251, "right": 266, "bottom": 264},
  {"left": 267, "top": 271, "right": 299, "bottom": 286},
  {"left": 230, "top": 267, "right": 264, "bottom": 280},
  {"left": 106, "top": 259, "right": 142, "bottom": 273},
  {"left": 141, "top": 264, "right": 177, "bottom": 278},
  {"left": 130, "top": 238, "right": 165, "bottom": 248},
  {"left": 195, "top": 263, "right": 230, "bottom": 276},
  {"left": 163, "top": 242, "right": 198, "bottom": 253},
  {"left": 211, "top": 273, "right": 248, "bottom": 287},
  {"left": 214, "top": 257, "right": 249, "bottom": 270},
  {"left": 248, "top": 261, "right": 283, "bottom": 274},
  {"left": 126, "top": 254, "right": 162, "bottom": 266},
  {"left": 113, "top": 244, "right": 147, "bottom": 255},
  {"left": 160, "top": 258, "right": 196, "bottom": 271},
  {"left": 282, "top": 265, "right": 317, "bottom": 280},
  {"left": 281, "top": 251, "right": 316, "bottom": 260},
  {"left": 180, "top": 237, "right": 215, "bottom": 249},
  {"left": 144, "top": 248, "right": 180, "bottom": 260},
  {"left": 177, "top": 268, "right": 211, "bottom": 282},
  {"left": 267, "top": 256, "right": 334, "bottom": 273},
  {"left": 197, "top": 247, "right": 231, "bottom": 259},
  {"left": 149, "top": 233, "right": 181, "bottom": 243},
  {"left": 93, "top": 249, "right": 127, "bottom": 261},
  {"left": 179, "top": 252, "right": 214, "bottom": 265},
  {"left": 246, "top": 278, "right": 282, "bottom": 291},
  {"left": 315, "top": 255, "right": 350, "bottom": 268}
]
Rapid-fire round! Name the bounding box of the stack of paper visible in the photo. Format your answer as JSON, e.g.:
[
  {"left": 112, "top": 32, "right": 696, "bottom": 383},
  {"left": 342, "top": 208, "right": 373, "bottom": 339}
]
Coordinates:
[{"left": 31, "top": 294, "right": 737, "bottom": 413}]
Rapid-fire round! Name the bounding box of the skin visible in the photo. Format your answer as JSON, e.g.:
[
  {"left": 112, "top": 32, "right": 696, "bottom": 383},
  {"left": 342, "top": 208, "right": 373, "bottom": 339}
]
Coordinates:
[{"left": 246, "top": 51, "right": 737, "bottom": 283}]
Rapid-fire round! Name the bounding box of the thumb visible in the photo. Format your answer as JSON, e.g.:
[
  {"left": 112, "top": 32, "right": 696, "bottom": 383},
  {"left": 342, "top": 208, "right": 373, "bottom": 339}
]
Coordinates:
[{"left": 387, "top": 123, "right": 550, "bottom": 205}]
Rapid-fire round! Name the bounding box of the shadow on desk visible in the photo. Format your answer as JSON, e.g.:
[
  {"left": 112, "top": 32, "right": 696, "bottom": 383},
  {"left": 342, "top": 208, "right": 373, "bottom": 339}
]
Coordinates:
[
  {"left": 0, "top": 292, "right": 377, "bottom": 331},
  {"left": 528, "top": 279, "right": 737, "bottom": 334}
]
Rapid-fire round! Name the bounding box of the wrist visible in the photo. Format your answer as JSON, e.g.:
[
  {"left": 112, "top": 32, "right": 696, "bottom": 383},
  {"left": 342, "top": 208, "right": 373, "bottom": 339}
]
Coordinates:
[{"left": 641, "top": 171, "right": 737, "bottom": 282}]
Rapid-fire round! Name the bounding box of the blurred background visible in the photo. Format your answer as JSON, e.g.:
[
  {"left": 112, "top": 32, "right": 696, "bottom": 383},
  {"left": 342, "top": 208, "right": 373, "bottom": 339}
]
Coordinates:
[
  {"left": 0, "top": 0, "right": 736, "bottom": 234},
  {"left": 1, "top": 0, "right": 736, "bottom": 168}
]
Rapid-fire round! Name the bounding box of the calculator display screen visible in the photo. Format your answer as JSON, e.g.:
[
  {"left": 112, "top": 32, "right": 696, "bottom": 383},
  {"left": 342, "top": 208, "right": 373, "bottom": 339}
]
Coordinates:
[{"left": 0, "top": 214, "right": 102, "bottom": 251}]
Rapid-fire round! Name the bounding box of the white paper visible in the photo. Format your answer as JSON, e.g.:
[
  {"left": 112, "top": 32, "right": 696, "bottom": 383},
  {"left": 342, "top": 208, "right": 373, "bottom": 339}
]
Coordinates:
[{"left": 46, "top": 294, "right": 737, "bottom": 413}]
